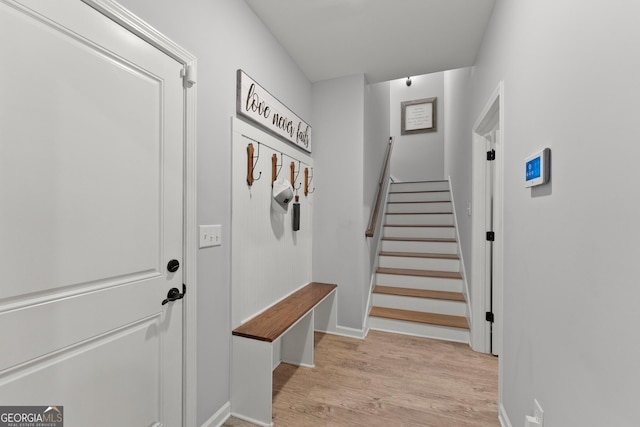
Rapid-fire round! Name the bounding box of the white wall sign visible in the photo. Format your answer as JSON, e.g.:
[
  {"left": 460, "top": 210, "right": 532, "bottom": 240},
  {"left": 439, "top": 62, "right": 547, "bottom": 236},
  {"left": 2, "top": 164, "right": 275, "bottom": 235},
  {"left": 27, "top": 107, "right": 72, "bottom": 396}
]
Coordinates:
[
  {"left": 401, "top": 97, "right": 437, "bottom": 135},
  {"left": 236, "top": 70, "right": 312, "bottom": 153},
  {"left": 405, "top": 103, "right": 433, "bottom": 130}
]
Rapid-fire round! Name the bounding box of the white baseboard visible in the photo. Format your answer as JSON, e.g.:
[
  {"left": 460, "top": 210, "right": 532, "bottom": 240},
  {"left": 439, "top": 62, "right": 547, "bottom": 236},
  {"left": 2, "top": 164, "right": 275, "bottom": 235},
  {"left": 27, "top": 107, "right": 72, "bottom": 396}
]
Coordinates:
[
  {"left": 201, "top": 401, "right": 231, "bottom": 427},
  {"left": 330, "top": 325, "right": 366, "bottom": 339},
  {"left": 499, "top": 403, "right": 512, "bottom": 427},
  {"left": 229, "top": 412, "right": 272, "bottom": 427},
  {"left": 368, "top": 324, "right": 469, "bottom": 345}
]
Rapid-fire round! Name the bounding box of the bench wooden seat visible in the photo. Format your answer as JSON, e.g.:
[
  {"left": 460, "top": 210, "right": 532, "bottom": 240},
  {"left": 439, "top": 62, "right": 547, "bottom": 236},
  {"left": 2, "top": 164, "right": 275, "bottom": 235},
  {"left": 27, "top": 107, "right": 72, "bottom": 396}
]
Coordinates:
[
  {"left": 231, "top": 281, "right": 338, "bottom": 426},
  {"left": 232, "top": 282, "right": 337, "bottom": 342}
]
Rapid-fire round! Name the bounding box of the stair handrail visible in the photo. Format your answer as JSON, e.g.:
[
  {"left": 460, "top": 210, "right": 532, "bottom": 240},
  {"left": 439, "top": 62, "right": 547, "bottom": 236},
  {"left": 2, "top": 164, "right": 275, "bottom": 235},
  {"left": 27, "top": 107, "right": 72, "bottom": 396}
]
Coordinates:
[{"left": 365, "top": 137, "right": 395, "bottom": 238}]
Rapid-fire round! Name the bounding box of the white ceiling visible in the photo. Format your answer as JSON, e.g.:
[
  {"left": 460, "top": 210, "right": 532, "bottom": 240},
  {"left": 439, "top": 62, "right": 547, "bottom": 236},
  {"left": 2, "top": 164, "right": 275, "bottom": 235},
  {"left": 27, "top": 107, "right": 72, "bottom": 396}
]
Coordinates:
[{"left": 246, "top": 0, "right": 496, "bottom": 84}]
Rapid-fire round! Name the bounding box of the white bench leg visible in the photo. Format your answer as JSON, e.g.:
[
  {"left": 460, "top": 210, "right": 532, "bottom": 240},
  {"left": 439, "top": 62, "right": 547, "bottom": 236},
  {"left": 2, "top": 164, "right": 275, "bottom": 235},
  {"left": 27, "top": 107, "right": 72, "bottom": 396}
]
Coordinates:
[
  {"left": 314, "top": 290, "right": 338, "bottom": 333},
  {"left": 231, "top": 336, "right": 274, "bottom": 426},
  {"left": 281, "top": 310, "right": 314, "bottom": 367}
]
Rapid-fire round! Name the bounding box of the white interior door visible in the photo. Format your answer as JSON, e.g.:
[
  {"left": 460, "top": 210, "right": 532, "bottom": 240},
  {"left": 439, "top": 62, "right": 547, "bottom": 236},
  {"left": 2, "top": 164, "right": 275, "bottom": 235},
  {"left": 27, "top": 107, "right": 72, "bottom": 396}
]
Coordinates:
[
  {"left": 484, "top": 133, "right": 496, "bottom": 354},
  {"left": 492, "top": 129, "right": 503, "bottom": 357},
  {"left": 484, "top": 129, "right": 502, "bottom": 357},
  {"left": 0, "top": 1, "right": 184, "bottom": 425}
]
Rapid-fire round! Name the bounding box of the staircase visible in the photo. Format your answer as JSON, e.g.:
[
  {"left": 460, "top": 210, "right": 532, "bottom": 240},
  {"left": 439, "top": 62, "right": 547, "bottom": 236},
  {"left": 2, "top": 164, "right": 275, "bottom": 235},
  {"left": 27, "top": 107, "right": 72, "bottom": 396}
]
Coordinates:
[{"left": 368, "top": 180, "right": 470, "bottom": 343}]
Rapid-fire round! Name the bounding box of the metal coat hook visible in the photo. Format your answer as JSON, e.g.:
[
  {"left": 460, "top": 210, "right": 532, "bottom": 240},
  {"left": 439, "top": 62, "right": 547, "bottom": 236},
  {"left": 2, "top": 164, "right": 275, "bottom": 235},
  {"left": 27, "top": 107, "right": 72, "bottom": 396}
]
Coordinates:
[
  {"left": 246, "top": 143, "right": 262, "bottom": 187},
  {"left": 290, "top": 161, "right": 302, "bottom": 191},
  {"left": 271, "top": 152, "right": 283, "bottom": 186},
  {"left": 304, "top": 167, "right": 315, "bottom": 196}
]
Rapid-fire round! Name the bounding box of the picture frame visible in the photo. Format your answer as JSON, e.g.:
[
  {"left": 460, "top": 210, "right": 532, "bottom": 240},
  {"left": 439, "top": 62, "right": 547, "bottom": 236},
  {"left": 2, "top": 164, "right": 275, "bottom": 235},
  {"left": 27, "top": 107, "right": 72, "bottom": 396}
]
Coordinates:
[{"left": 401, "top": 97, "right": 437, "bottom": 135}]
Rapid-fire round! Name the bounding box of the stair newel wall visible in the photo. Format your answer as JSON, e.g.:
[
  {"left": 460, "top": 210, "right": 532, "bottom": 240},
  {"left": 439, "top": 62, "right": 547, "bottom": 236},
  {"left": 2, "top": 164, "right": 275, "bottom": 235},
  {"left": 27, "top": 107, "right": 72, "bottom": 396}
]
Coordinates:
[
  {"left": 447, "top": 177, "right": 472, "bottom": 323},
  {"left": 364, "top": 175, "right": 394, "bottom": 334},
  {"left": 363, "top": 137, "right": 395, "bottom": 334}
]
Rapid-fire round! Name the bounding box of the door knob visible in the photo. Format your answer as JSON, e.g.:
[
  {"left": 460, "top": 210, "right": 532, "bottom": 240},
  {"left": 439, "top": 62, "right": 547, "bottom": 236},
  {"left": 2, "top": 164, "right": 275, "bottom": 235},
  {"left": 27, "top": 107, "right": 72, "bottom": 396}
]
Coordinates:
[
  {"left": 162, "top": 284, "right": 186, "bottom": 305},
  {"left": 167, "top": 259, "right": 180, "bottom": 273}
]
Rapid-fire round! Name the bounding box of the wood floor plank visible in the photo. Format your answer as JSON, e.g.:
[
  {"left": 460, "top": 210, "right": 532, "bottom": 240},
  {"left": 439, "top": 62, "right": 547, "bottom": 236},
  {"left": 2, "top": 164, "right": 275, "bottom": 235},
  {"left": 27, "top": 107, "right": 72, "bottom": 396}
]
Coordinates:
[
  {"left": 224, "top": 331, "right": 498, "bottom": 426},
  {"left": 370, "top": 307, "right": 469, "bottom": 329},
  {"left": 373, "top": 285, "right": 466, "bottom": 302}
]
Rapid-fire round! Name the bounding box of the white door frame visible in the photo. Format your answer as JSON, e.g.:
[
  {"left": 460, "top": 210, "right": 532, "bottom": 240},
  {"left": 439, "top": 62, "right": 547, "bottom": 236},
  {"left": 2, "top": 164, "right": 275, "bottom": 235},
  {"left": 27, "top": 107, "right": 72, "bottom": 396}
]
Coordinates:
[
  {"left": 83, "top": 1, "right": 198, "bottom": 425},
  {"left": 471, "top": 81, "right": 503, "bottom": 358}
]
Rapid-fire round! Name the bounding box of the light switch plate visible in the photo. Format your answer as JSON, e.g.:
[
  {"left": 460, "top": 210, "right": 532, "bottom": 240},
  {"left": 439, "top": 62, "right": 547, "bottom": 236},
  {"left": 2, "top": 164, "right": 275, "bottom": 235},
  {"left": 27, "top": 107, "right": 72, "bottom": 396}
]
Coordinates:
[{"left": 199, "top": 225, "right": 222, "bottom": 248}]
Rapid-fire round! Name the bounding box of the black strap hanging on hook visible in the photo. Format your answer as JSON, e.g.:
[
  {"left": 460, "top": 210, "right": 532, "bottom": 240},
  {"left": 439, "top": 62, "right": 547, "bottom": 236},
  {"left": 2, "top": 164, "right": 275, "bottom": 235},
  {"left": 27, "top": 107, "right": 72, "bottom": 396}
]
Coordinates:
[{"left": 292, "top": 195, "right": 300, "bottom": 231}]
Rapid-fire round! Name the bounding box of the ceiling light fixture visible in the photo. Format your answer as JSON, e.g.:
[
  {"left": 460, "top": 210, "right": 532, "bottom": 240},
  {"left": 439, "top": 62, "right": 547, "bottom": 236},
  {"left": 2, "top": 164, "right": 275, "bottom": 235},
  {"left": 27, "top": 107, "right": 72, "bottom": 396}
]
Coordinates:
[{"left": 406, "top": 77, "right": 412, "bottom": 86}]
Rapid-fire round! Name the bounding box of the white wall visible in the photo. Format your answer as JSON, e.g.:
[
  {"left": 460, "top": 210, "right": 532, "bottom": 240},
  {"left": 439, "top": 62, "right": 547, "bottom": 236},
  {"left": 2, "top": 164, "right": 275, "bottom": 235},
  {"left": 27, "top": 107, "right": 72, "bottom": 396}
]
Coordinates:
[
  {"left": 311, "top": 76, "right": 390, "bottom": 334},
  {"left": 466, "top": 1, "right": 640, "bottom": 425},
  {"left": 114, "top": 1, "right": 312, "bottom": 424},
  {"left": 230, "top": 118, "right": 313, "bottom": 327},
  {"left": 311, "top": 74, "right": 367, "bottom": 331},
  {"left": 390, "top": 73, "right": 445, "bottom": 182},
  {"left": 364, "top": 82, "right": 391, "bottom": 278},
  {"left": 444, "top": 68, "right": 473, "bottom": 283}
]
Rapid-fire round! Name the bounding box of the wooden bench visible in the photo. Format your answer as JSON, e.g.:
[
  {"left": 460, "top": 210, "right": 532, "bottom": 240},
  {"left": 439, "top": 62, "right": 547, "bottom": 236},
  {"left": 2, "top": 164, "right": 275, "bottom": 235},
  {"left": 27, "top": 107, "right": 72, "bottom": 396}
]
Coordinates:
[{"left": 231, "top": 282, "right": 338, "bottom": 426}]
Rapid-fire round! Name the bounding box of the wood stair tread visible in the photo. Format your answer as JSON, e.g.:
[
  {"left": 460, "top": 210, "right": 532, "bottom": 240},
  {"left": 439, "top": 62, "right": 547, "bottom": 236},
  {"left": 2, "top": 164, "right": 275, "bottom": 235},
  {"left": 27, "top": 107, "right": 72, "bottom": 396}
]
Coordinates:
[
  {"left": 384, "top": 224, "right": 454, "bottom": 228},
  {"left": 379, "top": 251, "right": 459, "bottom": 260},
  {"left": 382, "top": 237, "right": 456, "bottom": 243},
  {"left": 388, "top": 201, "right": 451, "bottom": 204},
  {"left": 373, "top": 286, "right": 465, "bottom": 302},
  {"left": 369, "top": 307, "right": 469, "bottom": 330},
  {"left": 386, "top": 212, "right": 453, "bottom": 215},
  {"left": 389, "top": 190, "right": 450, "bottom": 194},
  {"left": 392, "top": 180, "right": 449, "bottom": 184},
  {"left": 377, "top": 267, "right": 462, "bottom": 279}
]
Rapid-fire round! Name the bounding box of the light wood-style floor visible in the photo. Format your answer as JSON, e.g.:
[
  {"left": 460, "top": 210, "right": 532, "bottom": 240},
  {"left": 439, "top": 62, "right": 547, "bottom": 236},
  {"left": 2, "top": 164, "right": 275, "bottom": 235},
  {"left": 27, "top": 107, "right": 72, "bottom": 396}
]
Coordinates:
[{"left": 225, "top": 330, "right": 499, "bottom": 427}]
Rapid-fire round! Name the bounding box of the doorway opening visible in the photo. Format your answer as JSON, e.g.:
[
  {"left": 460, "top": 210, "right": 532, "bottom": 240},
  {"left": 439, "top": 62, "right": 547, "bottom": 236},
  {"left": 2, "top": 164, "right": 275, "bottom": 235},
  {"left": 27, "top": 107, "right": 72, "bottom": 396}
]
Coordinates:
[{"left": 471, "top": 82, "right": 503, "bottom": 358}]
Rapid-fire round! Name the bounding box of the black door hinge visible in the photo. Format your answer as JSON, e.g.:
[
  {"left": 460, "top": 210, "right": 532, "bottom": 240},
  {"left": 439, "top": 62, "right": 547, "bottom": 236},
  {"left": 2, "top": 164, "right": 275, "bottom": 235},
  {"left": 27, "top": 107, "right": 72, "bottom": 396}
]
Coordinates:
[
  {"left": 486, "top": 312, "right": 494, "bottom": 322},
  {"left": 487, "top": 149, "right": 496, "bottom": 161},
  {"left": 486, "top": 231, "right": 495, "bottom": 241}
]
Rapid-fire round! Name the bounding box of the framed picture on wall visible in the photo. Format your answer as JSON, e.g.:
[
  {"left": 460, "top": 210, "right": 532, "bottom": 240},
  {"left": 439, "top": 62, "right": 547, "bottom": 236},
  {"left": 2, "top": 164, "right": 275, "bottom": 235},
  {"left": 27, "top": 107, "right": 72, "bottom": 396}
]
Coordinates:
[{"left": 401, "top": 97, "right": 437, "bottom": 135}]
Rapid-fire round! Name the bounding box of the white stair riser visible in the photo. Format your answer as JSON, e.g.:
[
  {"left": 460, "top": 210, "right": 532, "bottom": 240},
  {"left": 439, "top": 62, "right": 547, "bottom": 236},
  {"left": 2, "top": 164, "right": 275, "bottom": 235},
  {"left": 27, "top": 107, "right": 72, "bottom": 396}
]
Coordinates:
[
  {"left": 383, "top": 226, "right": 456, "bottom": 239},
  {"left": 379, "top": 255, "right": 460, "bottom": 272},
  {"left": 376, "top": 273, "right": 463, "bottom": 293},
  {"left": 372, "top": 294, "right": 467, "bottom": 316},
  {"left": 388, "top": 192, "right": 450, "bottom": 203},
  {"left": 381, "top": 240, "right": 457, "bottom": 254},
  {"left": 390, "top": 181, "right": 449, "bottom": 192},
  {"left": 368, "top": 317, "right": 469, "bottom": 344},
  {"left": 387, "top": 202, "right": 452, "bottom": 213},
  {"left": 386, "top": 213, "right": 453, "bottom": 226}
]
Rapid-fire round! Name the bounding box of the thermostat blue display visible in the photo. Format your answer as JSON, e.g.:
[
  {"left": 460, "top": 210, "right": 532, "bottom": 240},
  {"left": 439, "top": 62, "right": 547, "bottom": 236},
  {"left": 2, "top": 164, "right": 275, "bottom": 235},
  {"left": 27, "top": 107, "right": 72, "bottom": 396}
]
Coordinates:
[
  {"left": 526, "top": 157, "right": 541, "bottom": 181},
  {"left": 524, "top": 148, "right": 550, "bottom": 187}
]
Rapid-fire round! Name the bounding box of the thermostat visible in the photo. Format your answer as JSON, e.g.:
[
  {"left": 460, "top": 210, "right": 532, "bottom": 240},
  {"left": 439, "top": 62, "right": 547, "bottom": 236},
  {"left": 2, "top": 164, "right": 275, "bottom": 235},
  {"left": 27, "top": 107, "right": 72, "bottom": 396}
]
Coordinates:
[{"left": 525, "top": 148, "right": 550, "bottom": 187}]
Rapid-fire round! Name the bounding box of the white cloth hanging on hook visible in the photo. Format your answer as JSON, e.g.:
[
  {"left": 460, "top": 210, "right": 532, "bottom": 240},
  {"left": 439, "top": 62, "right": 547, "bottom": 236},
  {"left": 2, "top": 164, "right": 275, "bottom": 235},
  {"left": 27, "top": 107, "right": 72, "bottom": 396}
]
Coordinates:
[{"left": 272, "top": 178, "right": 293, "bottom": 213}]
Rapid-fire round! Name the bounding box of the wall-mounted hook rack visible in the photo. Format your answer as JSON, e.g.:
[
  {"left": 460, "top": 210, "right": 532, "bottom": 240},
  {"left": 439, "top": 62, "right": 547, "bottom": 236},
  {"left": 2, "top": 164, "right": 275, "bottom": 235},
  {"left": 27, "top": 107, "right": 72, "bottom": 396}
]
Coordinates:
[
  {"left": 246, "top": 143, "right": 262, "bottom": 187},
  {"left": 304, "top": 167, "right": 315, "bottom": 196},
  {"left": 290, "top": 161, "right": 302, "bottom": 191},
  {"left": 272, "top": 152, "right": 283, "bottom": 186},
  {"left": 241, "top": 133, "right": 312, "bottom": 192}
]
